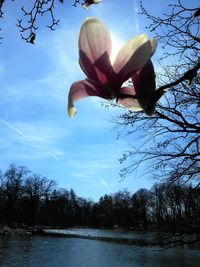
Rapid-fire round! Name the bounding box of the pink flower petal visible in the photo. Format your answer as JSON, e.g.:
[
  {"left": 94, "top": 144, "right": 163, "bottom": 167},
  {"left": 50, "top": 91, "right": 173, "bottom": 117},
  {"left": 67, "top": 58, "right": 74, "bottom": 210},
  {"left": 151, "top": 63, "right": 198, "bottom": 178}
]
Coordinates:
[
  {"left": 119, "top": 86, "right": 136, "bottom": 96},
  {"left": 118, "top": 98, "right": 143, "bottom": 111},
  {"left": 132, "top": 59, "right": 156, "bottom": 95},
  {"left": 117, "top": 86, "right": 142, "bottom": 111},
  {"left": 132, "top": 60, "right": 165, "bottom": 116},
  {"left": 79, "top": 50, "right": 111, "bottom": 84},
  {"left": 79, "top": 18, "right": 112, "bottom": 84},
  {"left": 112, "top": 34, "right": 152, "bottom": 86},
  {"left": 68, "top": 79, "right": 111, "bottom": 118},
  {"left": 118, "top": 90, "right": 165, "bottom": 115},
  {"left": 137, "top": 89, "right": 165, "bottom": 116}
]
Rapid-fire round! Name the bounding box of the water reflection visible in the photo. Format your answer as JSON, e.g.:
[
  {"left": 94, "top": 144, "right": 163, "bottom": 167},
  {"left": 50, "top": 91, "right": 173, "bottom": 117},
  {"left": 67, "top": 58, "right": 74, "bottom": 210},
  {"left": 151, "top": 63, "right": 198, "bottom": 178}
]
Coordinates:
[
  {"left": 0, "top": 234, "right": 199, "bottom": 267},
  {"left": 44, "top": 228, "right": 154, "bottom": 238}
]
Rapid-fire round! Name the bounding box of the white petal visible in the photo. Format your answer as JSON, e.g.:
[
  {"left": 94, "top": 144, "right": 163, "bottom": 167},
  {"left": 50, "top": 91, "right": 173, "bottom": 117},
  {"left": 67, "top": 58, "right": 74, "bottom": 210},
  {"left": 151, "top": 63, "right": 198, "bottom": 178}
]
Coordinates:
[
  {"left": 79, "top": 18, "right": 112, "bottom": 64},
  {"left": 78, "top": 18, "right": 112, "bottom": 84},
  {"left": 150, "top": 38, "right": 157, "bottom": 56},
  {"left": 113, "top": 34, "right": 152, "bottom": 83}
]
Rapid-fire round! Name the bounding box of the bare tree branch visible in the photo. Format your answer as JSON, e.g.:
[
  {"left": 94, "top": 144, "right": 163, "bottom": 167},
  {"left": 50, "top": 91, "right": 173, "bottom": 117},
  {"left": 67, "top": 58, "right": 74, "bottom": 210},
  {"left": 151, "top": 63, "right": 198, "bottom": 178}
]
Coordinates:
[
  {"left": 0, "top": 0, "right": 94, "bottom": 43},
  {"left": 115, "top": 0, "right": 200, "bottom": 188}
]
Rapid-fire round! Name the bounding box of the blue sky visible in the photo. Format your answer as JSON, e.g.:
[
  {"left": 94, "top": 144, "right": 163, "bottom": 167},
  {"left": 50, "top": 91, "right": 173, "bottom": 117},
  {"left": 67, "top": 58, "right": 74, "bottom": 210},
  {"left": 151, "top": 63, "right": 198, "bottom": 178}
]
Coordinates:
[{"left": 0, "top": 0, "right": 170, "bottom": 200}]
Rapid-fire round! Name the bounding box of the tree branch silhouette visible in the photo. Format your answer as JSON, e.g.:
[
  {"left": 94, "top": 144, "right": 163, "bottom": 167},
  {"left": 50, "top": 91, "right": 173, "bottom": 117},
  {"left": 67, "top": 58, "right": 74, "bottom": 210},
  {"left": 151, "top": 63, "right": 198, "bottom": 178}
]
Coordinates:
[
  {"left": 0, "top": 0, "right": 89, "bottom": 43},
  {"left": 115, "top": 0, "right": 200, "bottom": 188}
]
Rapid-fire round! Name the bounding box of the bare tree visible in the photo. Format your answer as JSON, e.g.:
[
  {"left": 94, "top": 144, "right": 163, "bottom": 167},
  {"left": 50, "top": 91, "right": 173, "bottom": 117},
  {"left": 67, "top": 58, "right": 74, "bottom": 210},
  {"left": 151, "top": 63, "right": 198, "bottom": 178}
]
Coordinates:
[
  {"left": 24, "top": 174, "right": 56, "bottom": 201},
  {"left": 23, "top": 174, "right": 56, "bottom": 224},
  {"left": 0, "top": 0, "right": 92, "bottom": 43},
  {"left": 116, "top": 0, "right": 200, "bottom": 187},
  {"left": 3, "top": 164, "right": 29, "bottom": 223}
]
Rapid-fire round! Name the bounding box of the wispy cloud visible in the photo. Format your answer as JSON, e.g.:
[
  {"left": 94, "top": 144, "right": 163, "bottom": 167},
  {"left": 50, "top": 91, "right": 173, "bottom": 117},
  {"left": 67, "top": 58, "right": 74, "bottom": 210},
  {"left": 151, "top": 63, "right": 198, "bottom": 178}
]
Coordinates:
[
  {"left": 0, "top": 64, "right": 5, "bottom": 76},
  {"left": 0, "top": 0, "right": 159, "bottom": 203},
  {"left": 72, "top": 173, "right": 117, "bottom": 193},
  {"left": 38, "top": 25, "right": 82, "bottom": 81},
  {"left": 68, "top": 141, "right": 127, "bottom": 189},
  {"left": 72, "top": 173, "right": 100, "bottom": 187},
  {"left": 100, "top": 178, "right": 113, "bottom": 192},
  {"left": 132, "top": 0, "right": 140, "bottom": 34},
  {"left": 0, "top": 119, "right": 66, "bottom": 160}
]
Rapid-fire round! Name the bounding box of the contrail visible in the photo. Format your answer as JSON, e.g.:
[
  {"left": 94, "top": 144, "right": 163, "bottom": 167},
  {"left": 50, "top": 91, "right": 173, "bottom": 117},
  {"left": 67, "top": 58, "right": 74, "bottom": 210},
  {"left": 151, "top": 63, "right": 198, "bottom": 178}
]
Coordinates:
[
  {"left": 0, "top": 119, "right": 29, "bottom": 139},
  {"left": 100, "top": 178, "right": 112, "bottom": 192},
  {"left": 0, "top": 118, "right": 61, "bottom": 160},
  {"left": 132, "top": 0, "right": 140, "bottom": 34}
]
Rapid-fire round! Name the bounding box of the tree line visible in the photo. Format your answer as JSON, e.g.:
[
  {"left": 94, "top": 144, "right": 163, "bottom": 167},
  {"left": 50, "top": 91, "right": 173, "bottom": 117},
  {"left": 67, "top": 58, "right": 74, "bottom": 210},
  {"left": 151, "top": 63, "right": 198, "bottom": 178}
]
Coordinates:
[{"left": 0, "top": 164, "right": 199, "bottom": 233}]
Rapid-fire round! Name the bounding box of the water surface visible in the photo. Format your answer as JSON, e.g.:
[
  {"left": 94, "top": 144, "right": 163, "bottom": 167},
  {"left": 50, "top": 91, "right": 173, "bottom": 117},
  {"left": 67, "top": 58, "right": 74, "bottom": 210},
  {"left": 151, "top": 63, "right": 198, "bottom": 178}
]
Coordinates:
[
  {"left": 0, "top": 234, "right": 200, "bottom": 267},
  {"left": 44, "top": 228, "right": 155, "bottom": 239}
]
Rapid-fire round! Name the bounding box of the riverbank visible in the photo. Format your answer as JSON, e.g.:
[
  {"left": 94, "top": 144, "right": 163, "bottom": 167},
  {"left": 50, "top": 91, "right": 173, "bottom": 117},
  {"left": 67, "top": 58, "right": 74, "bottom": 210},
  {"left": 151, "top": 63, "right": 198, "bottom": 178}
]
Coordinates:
[
  {"left": 0, "top": 225, "right": 45, "bottom": 236},
  {"left": 0, "top": 226, "right": 31, "bottom": 236},
  {"left": 1, "top": 225, "right": 199, "bottom": 249},
  {"left": 0, "top": 225, "right": 154, "bottom": 246}
]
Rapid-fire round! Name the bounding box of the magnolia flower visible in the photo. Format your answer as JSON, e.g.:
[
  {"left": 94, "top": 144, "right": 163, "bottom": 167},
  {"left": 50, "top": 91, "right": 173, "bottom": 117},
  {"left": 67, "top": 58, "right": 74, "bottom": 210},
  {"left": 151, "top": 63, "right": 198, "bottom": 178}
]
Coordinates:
[
  {"left": 83, "top": 0, "right": 102, "bottom": 9},
  {"left": 68, "top": 18, "right": 163, "bottom": 118},
  {"left": 118, "top": 60, "right": 166, "bottom": 116}
]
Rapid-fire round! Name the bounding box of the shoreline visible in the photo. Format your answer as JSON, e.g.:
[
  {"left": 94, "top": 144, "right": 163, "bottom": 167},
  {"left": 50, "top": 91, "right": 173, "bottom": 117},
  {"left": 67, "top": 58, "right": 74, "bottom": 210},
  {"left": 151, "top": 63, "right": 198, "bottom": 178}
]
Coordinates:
[
  {"left": 0, "top": 226, "right": 157, "bottom": 246},
  {"left": 0, "top": 225, "right": 44, "bottom": 237},
  {"left": 0, "top": 225, "right": 199, "bottom": 249}
]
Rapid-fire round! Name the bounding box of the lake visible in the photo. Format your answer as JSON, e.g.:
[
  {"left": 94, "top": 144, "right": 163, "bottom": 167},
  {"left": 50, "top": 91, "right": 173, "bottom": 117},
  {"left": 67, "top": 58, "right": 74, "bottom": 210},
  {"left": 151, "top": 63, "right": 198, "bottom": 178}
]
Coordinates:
[{"left": 0, "top": 229, "right": 199, "bottom": 267}]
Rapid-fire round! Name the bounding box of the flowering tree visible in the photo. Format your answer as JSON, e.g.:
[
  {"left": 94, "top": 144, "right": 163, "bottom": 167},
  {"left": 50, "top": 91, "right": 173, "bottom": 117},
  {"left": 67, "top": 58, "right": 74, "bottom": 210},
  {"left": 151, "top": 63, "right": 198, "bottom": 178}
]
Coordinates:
[{"left": 116, "top": 1, "right": 200, "bottom": 187}]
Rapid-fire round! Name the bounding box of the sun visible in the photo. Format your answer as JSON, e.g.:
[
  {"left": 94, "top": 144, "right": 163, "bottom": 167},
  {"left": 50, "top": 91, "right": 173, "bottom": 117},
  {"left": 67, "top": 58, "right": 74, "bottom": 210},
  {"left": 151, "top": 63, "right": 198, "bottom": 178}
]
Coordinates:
[{"left": 110, "top": 34, "right": 124, "bottom": 64}]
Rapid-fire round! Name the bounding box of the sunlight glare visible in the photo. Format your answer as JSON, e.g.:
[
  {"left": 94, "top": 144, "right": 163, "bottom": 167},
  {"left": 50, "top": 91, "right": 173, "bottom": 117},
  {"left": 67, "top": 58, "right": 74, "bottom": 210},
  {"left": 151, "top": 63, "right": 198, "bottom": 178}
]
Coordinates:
[{"left": 110, "top": 34, "right": 124, "bottom": 64}]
